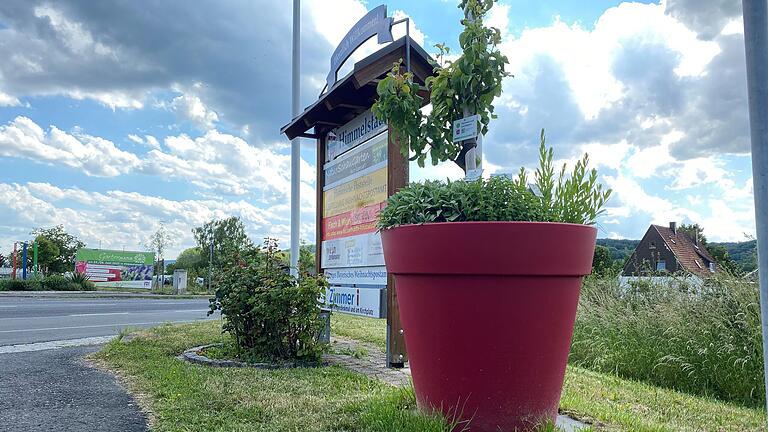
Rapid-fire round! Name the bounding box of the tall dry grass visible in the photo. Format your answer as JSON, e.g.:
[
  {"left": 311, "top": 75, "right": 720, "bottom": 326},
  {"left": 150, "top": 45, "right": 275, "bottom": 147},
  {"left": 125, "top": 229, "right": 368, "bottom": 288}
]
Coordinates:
[{"left": 571, "top": 273, "right": 764, "bottom": 406}]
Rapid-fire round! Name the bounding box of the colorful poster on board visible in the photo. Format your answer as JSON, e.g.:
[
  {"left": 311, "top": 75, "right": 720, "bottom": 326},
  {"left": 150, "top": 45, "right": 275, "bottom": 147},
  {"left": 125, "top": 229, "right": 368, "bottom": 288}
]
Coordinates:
[{"left": 75, "top": 248, "right": 155, "bottom": 289}]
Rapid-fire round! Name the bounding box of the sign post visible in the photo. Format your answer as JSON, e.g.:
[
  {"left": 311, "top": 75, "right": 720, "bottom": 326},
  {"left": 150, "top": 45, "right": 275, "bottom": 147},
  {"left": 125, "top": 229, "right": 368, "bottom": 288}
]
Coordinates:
[{"left": 281, "top": 4, "right": 436, "bottom": 368}]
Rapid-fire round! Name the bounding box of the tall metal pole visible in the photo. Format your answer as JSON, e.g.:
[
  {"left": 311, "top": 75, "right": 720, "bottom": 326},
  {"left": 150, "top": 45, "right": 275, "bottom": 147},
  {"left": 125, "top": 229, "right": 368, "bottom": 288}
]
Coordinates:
[
  {"left": 208, "top": 241, "right": 213, "bottom": 292},
  {"left": 290, "top": 0, "right": 301, "bottom": 277},
  {"left": 33, "top": 240, "right": 38, "bottom": 278},
  {"left": 11, "top": 242, "right": 17, "bottom": 280},
  {"left": 742, "top": 0, "right": 768, "bottom": 410},
  {"left": 21, "top": 242, "right": 27, "bottom": 280}
]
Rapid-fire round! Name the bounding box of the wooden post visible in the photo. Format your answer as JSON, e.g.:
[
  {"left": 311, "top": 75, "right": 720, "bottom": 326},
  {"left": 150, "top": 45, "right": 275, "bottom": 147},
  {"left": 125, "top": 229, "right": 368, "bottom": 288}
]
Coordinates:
[
  {"left": 386, "top": 131, "right": 408, "bottom": 367},
  {"left": 316, "top": 136, "right": 326, "bottom": 275}
]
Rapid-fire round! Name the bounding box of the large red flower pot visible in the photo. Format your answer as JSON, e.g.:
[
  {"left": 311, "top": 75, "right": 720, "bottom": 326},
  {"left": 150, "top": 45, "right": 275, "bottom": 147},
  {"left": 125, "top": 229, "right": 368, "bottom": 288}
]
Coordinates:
[{"left": 381, "top": 222, "right": 596, "bottom": 431}]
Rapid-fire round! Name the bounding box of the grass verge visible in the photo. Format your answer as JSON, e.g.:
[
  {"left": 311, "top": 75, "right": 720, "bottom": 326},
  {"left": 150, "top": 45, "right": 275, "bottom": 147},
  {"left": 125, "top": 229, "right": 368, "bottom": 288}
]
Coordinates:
[
  {"left": 94, "top": 320, "right": 449, "bottom": 432},
  {"left": 97, "top": 315, "right": 765, "bottom": 431},
  {"left": 331, "top": 313, "right": 766, "bottom": 431}
]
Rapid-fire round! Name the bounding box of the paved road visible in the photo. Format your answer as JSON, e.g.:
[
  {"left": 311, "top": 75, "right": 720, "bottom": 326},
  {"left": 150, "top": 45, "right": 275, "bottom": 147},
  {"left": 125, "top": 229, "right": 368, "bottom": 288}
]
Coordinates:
[
  {"left": 0, "top": 346, "right": 148, "bottom": 432},
  {"left": 0, "top": 295, "right": 218, "bottom": 432},
  {"left": 0, "top": 297, "right": 216, "bottom": 346}
]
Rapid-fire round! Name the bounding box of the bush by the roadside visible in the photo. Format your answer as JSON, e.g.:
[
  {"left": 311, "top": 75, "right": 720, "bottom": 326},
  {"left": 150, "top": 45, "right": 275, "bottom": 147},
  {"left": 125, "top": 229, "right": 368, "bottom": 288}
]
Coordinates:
[
  {"left": 570, "top": 274, "right": 764, "bottom": 406},
  {"left": 0, "top": 273, "right": 96, "bottom": 291},
  {"left": 208, "top": 238, "right": 328, "bottom": 363},
  {"left": 0, "top": 278, "right": 36, "bottom": 291}
]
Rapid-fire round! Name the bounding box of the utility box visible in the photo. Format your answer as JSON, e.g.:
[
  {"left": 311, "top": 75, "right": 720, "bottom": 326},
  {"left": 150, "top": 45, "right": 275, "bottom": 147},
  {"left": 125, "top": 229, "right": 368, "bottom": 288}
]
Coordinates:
[{"left": 173, "top": 269, "right": 188, "bottom": 294}]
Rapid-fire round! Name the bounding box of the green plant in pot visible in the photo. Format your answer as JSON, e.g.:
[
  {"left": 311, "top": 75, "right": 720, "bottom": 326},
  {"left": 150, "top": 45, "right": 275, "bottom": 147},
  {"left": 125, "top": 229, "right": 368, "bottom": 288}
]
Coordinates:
[{"left": 372, "top": 1, "right": 611, "bottom": 430}]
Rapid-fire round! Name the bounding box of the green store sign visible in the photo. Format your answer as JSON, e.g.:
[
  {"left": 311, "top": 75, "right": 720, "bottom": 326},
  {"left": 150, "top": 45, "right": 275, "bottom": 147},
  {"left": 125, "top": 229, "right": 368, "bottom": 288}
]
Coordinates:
[{"left": 75, "top": 249, "right": 154, "bottom": 265}]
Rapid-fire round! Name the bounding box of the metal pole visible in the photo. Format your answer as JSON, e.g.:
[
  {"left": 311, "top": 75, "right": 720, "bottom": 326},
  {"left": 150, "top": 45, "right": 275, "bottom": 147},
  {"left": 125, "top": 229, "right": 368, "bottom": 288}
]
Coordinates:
[
  {"left": 33, "top": 240, "right": 38, "bottom": 278},
  {"left": 290, "top": 0, "right": 301, "bottom": 277},
  {"left": 21, "top": 242, "right": 27, "bottom": 280},
  {"left": 11, "top": 242, "right": 17, "bottom": 280},
  {"left": 208, "top": 241, "right": 213, "bottom": 292},
  {"left": 742, "top": 0, "right": 768, "bottom": 411}
]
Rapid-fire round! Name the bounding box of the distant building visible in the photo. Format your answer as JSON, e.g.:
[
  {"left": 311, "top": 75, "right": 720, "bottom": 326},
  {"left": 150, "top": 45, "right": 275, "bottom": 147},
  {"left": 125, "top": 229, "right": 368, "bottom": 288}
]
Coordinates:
[{"left": 622, "top": 222, "right": 719, "bottom": 278}]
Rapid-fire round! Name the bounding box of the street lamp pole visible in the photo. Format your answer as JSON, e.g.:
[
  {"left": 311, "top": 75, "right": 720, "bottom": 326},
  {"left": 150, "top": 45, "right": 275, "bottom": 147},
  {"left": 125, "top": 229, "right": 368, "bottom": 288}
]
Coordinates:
[
  {"left": 741, "top": 0, "right": 768, "bottom": 410},
  {"left": 290, "top": 0, "right": 301, "bottom": 277}
]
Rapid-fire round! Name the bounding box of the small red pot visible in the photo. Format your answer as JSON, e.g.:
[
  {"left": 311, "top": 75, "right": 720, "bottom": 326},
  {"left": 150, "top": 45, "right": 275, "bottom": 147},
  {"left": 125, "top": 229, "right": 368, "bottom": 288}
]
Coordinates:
[{"left": 381, "top": 222, "right": 596, "bottom": 432}]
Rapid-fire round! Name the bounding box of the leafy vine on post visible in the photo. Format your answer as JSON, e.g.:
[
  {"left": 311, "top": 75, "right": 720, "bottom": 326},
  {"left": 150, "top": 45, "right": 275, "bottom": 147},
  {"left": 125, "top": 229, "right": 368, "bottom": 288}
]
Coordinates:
[{"left": 372, "top": 0, "right": 509, "bottom": 172}]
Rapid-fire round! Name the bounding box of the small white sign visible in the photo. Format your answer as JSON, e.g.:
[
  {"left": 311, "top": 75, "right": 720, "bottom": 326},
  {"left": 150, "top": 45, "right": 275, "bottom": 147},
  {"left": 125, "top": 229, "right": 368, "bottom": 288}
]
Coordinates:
[
  {"left": 324, "top": 266, "right": 387, "bottom": 286},
  {"left": 453, "top": 114, "right": 479, "bottom": 142},
  {"left": 465, "top": 168, "right": 483, "bottom": 182},
  {"left": 321, "top": 232, "right": 385, "bottom": 269},
  {"left": 325, "top": 286, "right": 385, "bottom": 318}
]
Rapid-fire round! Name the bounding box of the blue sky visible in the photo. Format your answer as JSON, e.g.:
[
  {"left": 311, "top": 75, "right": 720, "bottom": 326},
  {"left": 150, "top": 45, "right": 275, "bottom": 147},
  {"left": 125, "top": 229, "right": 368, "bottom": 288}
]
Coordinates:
[{"left": 0, "top": 0, "right": 756, "bottom": 258}]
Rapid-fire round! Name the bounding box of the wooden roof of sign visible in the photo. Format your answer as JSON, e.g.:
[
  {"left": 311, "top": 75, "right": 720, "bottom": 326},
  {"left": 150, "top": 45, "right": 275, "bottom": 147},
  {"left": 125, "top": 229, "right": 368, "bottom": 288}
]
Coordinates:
[{"left": 281, "top": 36, "right": 434, "bottom": 141}]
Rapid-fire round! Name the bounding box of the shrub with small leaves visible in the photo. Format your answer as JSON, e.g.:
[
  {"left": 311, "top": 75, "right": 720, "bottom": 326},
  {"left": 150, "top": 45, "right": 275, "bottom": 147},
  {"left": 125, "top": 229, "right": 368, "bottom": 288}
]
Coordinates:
[
  {"left": 378, "top": 130, "right": 611, "bottom": 229},
  {"left": 208, "top": 238, "right": 328, "bottom": 363}
]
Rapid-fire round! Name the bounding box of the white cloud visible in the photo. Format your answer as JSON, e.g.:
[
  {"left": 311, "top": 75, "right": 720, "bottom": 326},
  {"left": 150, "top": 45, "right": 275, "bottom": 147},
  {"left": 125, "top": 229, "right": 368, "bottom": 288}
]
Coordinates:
[
  {"left": 0, "top": 116, "right": 141, "bottom": 176},
  {"left": 0, "top": 182, "right": 299, "bottom": 258},
  {"left": 170, "top": 90, "right": 219, "bottom": 130},
  {"left": 127, "top": 134, "right": 144, "bottom": 145},
  {"left": 144, "top": 135, "right": 160, "bottom": 149},
  {"left": 0, "top": 91, "right": 21, "bottom": 107}
]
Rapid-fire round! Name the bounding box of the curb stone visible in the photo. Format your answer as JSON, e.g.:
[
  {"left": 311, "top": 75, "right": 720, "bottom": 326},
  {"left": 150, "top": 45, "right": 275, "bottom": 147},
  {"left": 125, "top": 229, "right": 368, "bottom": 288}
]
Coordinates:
[{"left": 178, "top": 344, "right": 317, "bottom": 369}]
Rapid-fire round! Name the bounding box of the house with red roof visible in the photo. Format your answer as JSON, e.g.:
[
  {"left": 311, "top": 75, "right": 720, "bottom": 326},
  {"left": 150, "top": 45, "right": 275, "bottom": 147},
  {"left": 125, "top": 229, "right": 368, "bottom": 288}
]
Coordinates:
[{"left": 622, "top": 222, "right": 719, "bottom": 278}]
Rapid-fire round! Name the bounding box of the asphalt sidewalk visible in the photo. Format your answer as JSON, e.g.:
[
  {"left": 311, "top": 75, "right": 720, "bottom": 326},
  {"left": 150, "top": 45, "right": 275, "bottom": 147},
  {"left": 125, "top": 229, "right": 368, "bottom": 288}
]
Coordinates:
[{"left": 0, "top": 345, "right": 148, "bottom": 432}]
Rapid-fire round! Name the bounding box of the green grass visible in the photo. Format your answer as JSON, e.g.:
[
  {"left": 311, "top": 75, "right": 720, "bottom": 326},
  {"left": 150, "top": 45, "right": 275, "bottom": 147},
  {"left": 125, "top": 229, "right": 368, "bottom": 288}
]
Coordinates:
[
  {"left": 330, "top": 313, "right": 766, "bottom": 431},
  {"left": 571, "top": 275, "right": 764, "bottom": 406},
  {"left": 97, "top": 314, "right": 766, "bottom": 431},
  {"left": 95, "top": 320, "right": 450, "bottom": 432},
  {"left": 331, "top": 314, "right": 387, "bottom": 350}
]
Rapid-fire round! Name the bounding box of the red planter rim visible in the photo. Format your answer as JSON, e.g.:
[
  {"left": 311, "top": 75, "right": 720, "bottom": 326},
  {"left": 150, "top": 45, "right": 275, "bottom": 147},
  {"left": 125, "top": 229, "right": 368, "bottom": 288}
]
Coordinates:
[{"left": 381, "top": 221, "right": 597, "bottom": 277}]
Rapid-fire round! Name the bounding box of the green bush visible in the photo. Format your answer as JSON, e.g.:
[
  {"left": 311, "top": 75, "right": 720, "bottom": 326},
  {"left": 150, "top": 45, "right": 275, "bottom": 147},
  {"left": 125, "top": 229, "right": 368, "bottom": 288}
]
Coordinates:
[
  {"left": 570, "top": 274, "right": 764, "bottom": 406},
  {"left": 0, "top": 279, "right": 38, "bottom": 291},
  {"left": 69, "top": 271, "right": 96, "bottom": 291},
  {"left": 377, "top": 131, "right": 611, "bottom": 230},
  {"left": 208, "top": 238, "right": 328, "bottom": 363},
  {"left": 0, "top": 274, "right": 95, "bottom": 291},
  {"left": 41, "top": 275, "right": 77, "bottom": 291}
]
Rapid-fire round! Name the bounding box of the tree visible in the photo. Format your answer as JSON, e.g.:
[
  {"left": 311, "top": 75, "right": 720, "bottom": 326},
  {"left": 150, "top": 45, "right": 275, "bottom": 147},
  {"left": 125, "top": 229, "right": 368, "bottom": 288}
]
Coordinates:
[
  {"left": 168, "top": 247, "right": 207, "bottom": 285},
  {"left": 707, "top": 244, "right": 742, "bottom": 275},
  {"left": 192, "top": 216, "right": 253, "bottom": 274},
  {"left": 34, "top": 235, "right": 60, "bottom": 275},
  {"left": 145, "top": 222, "right": 173, "bottom": 284},
  {"left": 31, "top": 225, "right": 85, "bottom": 274},
  {"left": 372, "top": 0, "right": 509, "bottom": 173},
  {"left": 678, "top": 223, "right": 708, "bottom": 246},
  {"left": 592, "top": 245, "right": 615, "bottom": 276},
  {"left": 0, "top": 253, "right": 6, "bottom": 268}
]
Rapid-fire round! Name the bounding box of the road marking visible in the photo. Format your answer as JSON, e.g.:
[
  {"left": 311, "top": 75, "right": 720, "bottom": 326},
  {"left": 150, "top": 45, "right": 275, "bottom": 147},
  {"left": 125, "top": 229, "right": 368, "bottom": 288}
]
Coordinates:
[
  {"left": 0, "top": 306, "right": 18, "bottom": 308},
  {"left": 0, "top": 335, "right": 117, "bottom": 354},
  {"left": 0, "top": 309, "right": 212, "bottom": 320},
  {"left": 0, "top": 319, "right": 210, "bottom": 333},
  {"left": 69, "top": 312, "right": 131, "bottom": 317}
]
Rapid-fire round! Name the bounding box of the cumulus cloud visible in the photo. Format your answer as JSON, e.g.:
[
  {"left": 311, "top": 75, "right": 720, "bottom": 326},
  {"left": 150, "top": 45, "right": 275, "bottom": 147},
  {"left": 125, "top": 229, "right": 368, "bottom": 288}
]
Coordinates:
[
  {"left": 0, "top": 116, "right": 141, "bottom": 176},
  {"left": 0, "top": 182, "right": 306, "bottom": 258},
  {"left": 484, "top": 1, "right": 746, "bottom": 171},
  {"left": 0, "top": 115, "right": 315, "bottom": 208},
  {"left": 0, "top": 0, "right": 418, "bottom": 143}
]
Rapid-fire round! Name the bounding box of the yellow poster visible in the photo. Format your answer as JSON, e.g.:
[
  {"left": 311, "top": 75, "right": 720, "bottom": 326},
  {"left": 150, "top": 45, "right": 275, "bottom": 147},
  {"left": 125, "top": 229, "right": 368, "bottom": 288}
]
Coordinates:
[{"left": 323, "top": 166, "right": 387, "bottom": 217}]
